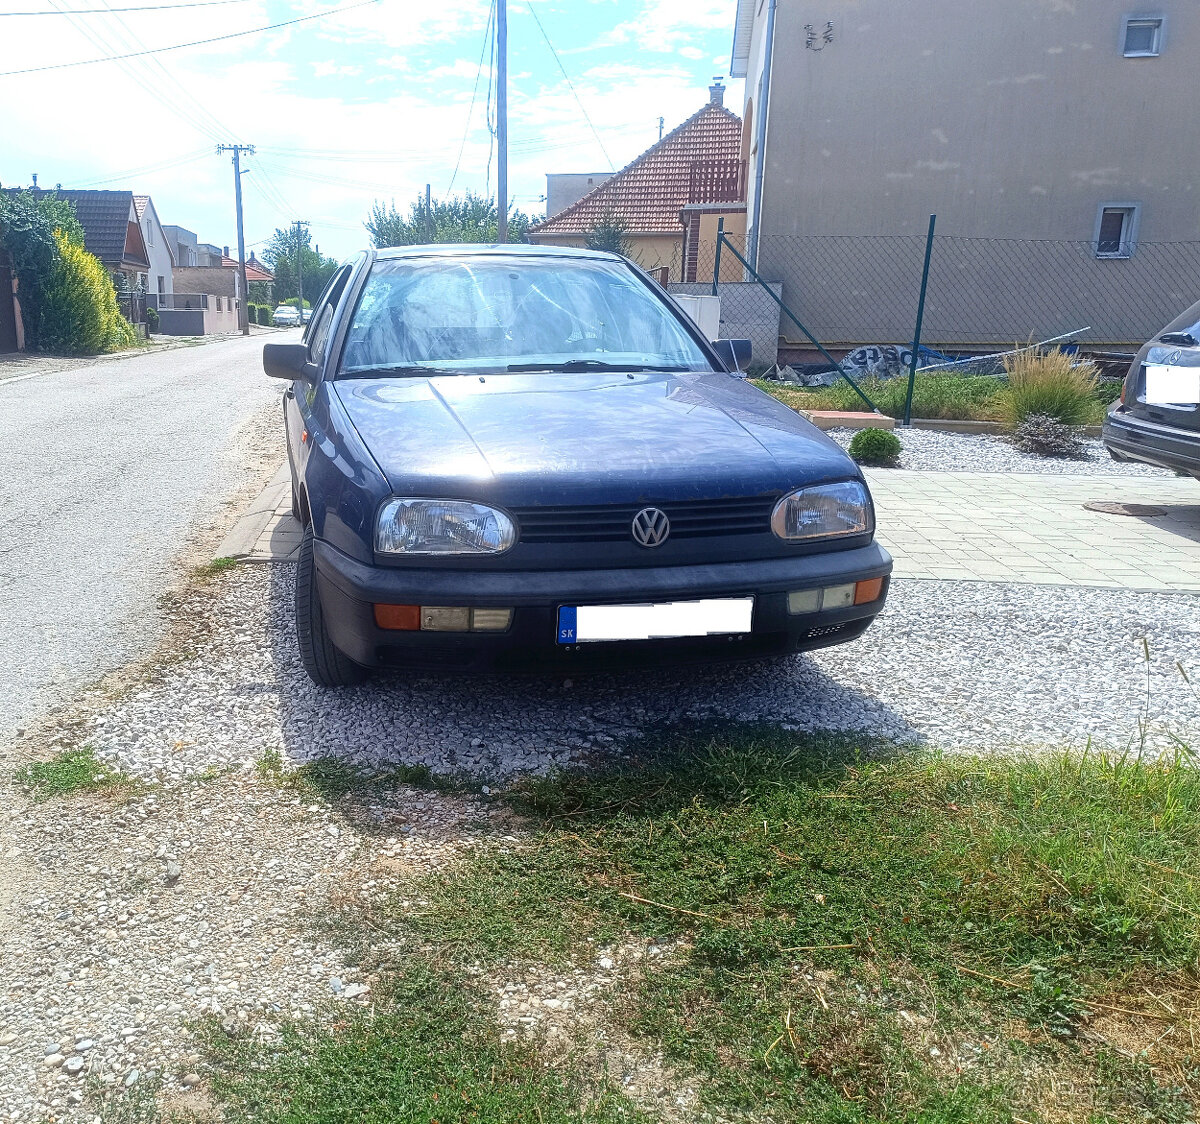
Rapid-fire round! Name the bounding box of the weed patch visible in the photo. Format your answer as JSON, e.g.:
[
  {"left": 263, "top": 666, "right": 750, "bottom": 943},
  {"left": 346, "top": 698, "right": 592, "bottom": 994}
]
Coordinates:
[{"left": 16, "top": 746, "right": 134, "bottom": 802}]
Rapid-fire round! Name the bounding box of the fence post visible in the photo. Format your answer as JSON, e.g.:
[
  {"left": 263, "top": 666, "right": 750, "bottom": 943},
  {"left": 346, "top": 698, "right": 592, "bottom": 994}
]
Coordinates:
[
  {"left": 711, "top": 217, "right": 724, "bottom": 297},
  {"left": 903, "top": 214, "right": 936, "bottom": 427}
]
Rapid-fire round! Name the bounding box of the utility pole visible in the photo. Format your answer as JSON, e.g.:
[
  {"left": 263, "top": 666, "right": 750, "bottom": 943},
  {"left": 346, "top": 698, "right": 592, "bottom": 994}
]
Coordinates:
[
  {"left": 425, "top": 183, "right": 433, "bottom": 243},
  {"left": 496, "top": 0, "right": 508, "bottom": 243},
  {"left": 216, "top": 144, "right": 254, "bottom": 335},
  {"left": 293, "top": 220, "right": 309, "bottom": 318},
  {"left": 658, "top": 116, "right": 664, "bottom": 141}
]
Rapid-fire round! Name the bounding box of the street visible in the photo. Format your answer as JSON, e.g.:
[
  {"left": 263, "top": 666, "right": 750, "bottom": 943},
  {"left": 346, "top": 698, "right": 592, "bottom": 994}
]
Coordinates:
[{"left": 0, "top": 334, "right": 282, "bottom": 741}]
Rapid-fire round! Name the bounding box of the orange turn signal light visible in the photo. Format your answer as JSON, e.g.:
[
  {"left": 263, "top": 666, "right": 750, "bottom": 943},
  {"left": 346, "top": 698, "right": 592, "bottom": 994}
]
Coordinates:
[
  {"left": 854, "top": 578, "right": 884, "bottom": 605},
  {"left": 374, "top": 604, "right": 420, "bottom": 631}
]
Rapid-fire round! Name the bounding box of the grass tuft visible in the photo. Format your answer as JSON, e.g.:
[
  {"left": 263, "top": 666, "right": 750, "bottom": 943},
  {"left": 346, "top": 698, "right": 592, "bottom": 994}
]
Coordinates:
[
  {"left": 16, "top": 747, "right": 133, "bottom": 803},
  {"left": 254, "top": 748, "right": 463, "bottom": 802},
  {"left": 996, "top": 348, "right": 1101, "bottom": 428},
  {"left": 192, "top": 557, "right": 239, "bottom": 580}
]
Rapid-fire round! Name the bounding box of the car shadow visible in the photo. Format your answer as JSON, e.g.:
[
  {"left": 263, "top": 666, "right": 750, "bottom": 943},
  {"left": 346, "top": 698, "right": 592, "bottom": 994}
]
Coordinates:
[
  {"left": 1136, "top": 497, "right": 1200, "bottom": 546},
  {"left": 263, "top": 565, "right": 922, "bottom": 782}
]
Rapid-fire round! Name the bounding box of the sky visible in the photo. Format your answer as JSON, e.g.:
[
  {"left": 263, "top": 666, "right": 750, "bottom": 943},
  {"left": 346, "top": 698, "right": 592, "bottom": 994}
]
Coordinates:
[{"left": 0, "top": 0, "right": 743, "bottom": 260}]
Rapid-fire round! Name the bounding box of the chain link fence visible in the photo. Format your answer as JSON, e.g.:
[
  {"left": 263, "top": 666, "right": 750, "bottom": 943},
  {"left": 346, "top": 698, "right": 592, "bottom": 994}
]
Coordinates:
[{"left": 669, "top": 234, "right": 1200, "bottom": 357}]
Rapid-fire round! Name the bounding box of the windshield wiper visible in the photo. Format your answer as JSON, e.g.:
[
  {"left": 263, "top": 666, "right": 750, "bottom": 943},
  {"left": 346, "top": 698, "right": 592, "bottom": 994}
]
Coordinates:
[
  {"left": 340, "top": 364, "right": 459, "bottom": 377},
  {"left": 504, "top": 360, "right": 692, "bottom": 373}
]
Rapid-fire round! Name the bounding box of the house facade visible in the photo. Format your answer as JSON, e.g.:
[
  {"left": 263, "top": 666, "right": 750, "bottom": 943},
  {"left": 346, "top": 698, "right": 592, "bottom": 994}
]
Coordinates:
[
  {"left": 133, "top": 196, "right": 174, "bottom": 299},
  {"left": 528, "top": 84, "right": 747, "bottom": 284},
  {"left": 731, "top": 0, "right": 1200, "bottom": 349}
]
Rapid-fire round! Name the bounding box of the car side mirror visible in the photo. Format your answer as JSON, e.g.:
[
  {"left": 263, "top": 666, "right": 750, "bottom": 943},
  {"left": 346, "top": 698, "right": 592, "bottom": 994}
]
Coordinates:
[
  {"left": 712, "top": 338, "right": 751, "bottom": 374},
  {"left": 263, "top": 342, "right": 309, "bottom": 380}
]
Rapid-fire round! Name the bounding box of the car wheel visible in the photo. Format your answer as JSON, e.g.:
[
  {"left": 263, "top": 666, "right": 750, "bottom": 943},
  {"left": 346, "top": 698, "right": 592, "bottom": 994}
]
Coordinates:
[{"left": 295, "top": 524, "right": 370, "bottom": 687}]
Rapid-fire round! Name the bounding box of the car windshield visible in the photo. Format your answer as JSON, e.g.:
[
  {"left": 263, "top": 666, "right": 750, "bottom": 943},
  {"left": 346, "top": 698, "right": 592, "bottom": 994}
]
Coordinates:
[{"left": 337, "top": 254, "right": 713, "bottom": 376}]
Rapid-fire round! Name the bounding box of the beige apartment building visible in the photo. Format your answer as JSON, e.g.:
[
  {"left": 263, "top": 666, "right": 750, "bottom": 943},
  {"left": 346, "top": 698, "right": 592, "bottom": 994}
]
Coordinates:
[{"left": 730, "top": 0, "right": 1200, "bottom": 350}]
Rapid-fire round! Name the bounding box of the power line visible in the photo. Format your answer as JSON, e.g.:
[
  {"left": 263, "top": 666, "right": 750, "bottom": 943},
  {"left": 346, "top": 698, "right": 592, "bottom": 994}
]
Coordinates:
[
  {"left": 446, "top": 0, "right": 495, "bottom": 196},
  {"left": 0, "top": 0, "right": 382, "bottom": 76},
  {"left": 1, "top": 0, "right": 253, "bottom": 14},
  {"left": 525, "top": 2, "right": 614, "bottom": 170}
]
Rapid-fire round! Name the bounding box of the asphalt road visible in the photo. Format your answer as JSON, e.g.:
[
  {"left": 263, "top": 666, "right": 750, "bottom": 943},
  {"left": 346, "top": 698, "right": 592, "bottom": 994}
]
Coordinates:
[{"left": 0, "top": 333, "right": 284, "bottom": 742}]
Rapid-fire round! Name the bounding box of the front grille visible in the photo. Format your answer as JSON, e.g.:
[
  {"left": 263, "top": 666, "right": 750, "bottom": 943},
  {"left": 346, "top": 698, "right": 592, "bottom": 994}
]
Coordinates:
[
  {"left": 512, "top": 496, "right": 779, "bottom": 544},
  {"left": 805, "top": 623, "right": 846, "bottom": 640}
]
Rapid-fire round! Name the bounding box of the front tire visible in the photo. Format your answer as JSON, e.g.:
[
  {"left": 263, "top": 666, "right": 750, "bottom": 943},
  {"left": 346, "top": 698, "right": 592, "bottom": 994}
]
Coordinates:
[{"left": 295, "top": 525, "right": 370, "bottom": 687}]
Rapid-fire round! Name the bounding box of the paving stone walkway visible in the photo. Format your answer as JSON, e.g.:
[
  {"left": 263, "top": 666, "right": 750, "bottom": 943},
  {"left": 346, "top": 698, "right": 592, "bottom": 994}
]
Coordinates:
[{"left": 219, "top": 465, "right": 1200, "bottom": 593}]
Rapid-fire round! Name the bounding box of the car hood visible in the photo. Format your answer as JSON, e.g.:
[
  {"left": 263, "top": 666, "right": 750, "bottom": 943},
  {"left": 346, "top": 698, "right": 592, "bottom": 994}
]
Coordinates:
[{"left": 334, "top": 371, "right": 860, "bottom": 505}]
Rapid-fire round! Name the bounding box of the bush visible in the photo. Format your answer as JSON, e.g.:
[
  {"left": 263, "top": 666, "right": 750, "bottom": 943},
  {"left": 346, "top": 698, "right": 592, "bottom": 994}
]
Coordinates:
[
  {"left": 245, "top": 302, "right": 257, "bottom": 325},
  {"left": 37, "top": 231, "right": 136, "bottom": 354},
  {"left": 1011, "top": 413, "right": 1086, "bottom": 458},
  {"left": 257, "top": 304, "right": 271, "bottom": 326},
  {"left": 996, "top": 348, "right": 1100, "bottom": 428},
  {"left": 848, "top": 427, "right": 903, "bottom": 466},
  {"left": 146, "top": 306, "right": 160, "bottom": 332}
]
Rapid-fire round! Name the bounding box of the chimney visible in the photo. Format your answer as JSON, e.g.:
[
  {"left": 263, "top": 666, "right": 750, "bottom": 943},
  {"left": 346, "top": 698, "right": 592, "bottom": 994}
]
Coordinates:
[
  {"left": 708, "top": 77, "right": 725, "bottom": 107},
  {"left": 31, "top": 173, "right": 38, "bottom": 188},
  {"left": 223, "top": 245, "right": 230, "bottom": 258}
]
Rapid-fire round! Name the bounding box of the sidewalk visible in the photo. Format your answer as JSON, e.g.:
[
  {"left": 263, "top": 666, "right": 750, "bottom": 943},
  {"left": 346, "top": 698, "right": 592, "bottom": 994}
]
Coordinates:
[{"left": 219, "top": 466, "right": 1200, "bottom": 593}]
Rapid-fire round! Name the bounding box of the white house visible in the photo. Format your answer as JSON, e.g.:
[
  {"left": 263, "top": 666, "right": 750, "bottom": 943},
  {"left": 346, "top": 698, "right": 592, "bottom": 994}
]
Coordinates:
[{"left": 133, "top": 195, "right": 174, "bottom": 299}]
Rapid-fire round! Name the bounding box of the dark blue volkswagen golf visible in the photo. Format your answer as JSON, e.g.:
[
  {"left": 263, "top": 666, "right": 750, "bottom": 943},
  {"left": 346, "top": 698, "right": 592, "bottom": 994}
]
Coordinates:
[{"left": 263, "top": 244, "right": 891, "bottom": 686}]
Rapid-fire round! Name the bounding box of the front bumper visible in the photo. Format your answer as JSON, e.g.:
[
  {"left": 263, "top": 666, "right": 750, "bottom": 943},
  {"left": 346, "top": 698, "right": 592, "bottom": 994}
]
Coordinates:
[
  {"left": 1103, "top": 404, "right": 1200, "bottom": 477},
  {"left": 314, "top": 539, "right": 893, "bottom": 672}
]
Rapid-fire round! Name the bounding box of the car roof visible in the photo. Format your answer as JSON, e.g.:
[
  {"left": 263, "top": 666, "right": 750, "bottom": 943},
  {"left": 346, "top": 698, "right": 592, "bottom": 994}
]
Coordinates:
[{"left": 372, "top": 243, "right": 623, "bottom": 263}]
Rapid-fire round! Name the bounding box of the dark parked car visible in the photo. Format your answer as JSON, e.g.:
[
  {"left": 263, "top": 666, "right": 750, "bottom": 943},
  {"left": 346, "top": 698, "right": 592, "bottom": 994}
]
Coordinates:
[
  {"left": 263, "top": 245, "right": 892, "bottom": 686},
  {"left": 1104, "top": 297, "right": 1200, "bottom": 479}
]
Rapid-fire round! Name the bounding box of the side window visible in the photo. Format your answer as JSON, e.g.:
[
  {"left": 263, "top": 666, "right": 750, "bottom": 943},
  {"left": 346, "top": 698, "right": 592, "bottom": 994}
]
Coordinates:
[{"left": 307, "top": 266, "right": 353, "bottom": 363}]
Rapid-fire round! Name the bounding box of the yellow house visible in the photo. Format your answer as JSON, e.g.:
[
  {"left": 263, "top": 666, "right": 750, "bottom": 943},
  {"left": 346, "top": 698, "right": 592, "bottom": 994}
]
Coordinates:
[{"left": 527, "top": 83, "right": 747, "bottom": 285}]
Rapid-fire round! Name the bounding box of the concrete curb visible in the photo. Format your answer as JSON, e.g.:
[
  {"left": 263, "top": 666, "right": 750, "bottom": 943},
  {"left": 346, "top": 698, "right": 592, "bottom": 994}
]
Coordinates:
[{"left": 215, "top": 463, "right": 300, "bottom": 562}]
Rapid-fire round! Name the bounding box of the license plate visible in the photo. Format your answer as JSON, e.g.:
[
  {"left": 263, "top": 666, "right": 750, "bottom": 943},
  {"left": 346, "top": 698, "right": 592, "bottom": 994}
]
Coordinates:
[
  {"left": 1145, "top": 364, "right": 1200, "bottom": 405},
  {"left": 557, "top": 598, "right": 754, "bottom": 644}
]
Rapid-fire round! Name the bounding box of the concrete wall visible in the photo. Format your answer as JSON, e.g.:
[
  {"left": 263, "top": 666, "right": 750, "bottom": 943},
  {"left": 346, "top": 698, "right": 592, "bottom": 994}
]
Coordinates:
[
  {"left": 155, "top": 308, "right": 204, "bottom": 335},
  {"left": 737, "top": 0, "right": 1200, "bottom": 346},
  {"left": 546, "top": 172, "right": 610, "bottom": 219},
  {"left": 173, "top": 267, "right": 237, "bottom": 297},
  {"left": 670, "top": 281, "right": 783, "bottom": 367}
]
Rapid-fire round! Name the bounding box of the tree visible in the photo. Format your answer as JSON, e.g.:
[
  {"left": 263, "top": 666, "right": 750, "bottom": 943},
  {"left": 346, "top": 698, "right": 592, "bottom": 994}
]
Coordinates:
[
  {"left": 38, "top": 230, "right": 136, "bottom": 355},
  {"left": 0, "top": 190, "right": 91, "bottom": 351},
  {"left": 261, "top": 226, "right": 338, "bottom": 306},
  {"left": 364, "top": 191, "right": 537, "bottom": 247},
  {"left": 584, "top": 210, "right": 634, "bottom": 258}
]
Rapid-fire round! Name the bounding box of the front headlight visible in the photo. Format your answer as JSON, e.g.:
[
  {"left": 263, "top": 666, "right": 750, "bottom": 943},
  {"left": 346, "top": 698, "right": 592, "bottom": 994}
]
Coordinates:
[
  {"left": 375, "top": 498, "right": 517, "bottom": 555},
  {"left": 771, "top": 481, "right": 873, "bottom": 542}
]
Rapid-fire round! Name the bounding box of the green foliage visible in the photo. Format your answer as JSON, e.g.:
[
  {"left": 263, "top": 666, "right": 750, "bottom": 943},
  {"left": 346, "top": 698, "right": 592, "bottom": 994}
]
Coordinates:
[
  {"left": 364, "top": 191, "right": 536, "bottom": 247},
  {"left": 0, "top": 189, "right": 85, "bottom": 349},
  {"left": 261, "top": 226, "right": 338, "bottom": 304},
  {"left": 584, "top": 209, "right": 634, "bottom": 257},
  {"left": 757, "top": 374, "right": 1006, "bottom": 421},
  {"left": 38, "top": 230, "right": 137, "bottom": 354},
  {"left": 256, "top": 304, "right": 271, "bottom": 326},
  {"left": 247, "top": 279, "right": 273, "bottom": 305},
  {"left": 245, "top": 302, "right": 258, "bottom": 325},
  {"left": 145, "top": 305, "right": 159, "bottom": 332},
  {"left": 996, "top": 348, "right": 1102, "bottom": 428},
  {"left": 848, "top": 427, "right": 902, "bottom": 465},
  {"left": 16, "top": 747, "right": 131, "bottom": 802}
]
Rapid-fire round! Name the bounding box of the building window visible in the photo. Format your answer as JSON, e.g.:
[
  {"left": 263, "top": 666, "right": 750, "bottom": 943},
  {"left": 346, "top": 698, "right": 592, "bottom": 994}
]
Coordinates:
[
  {"left": 1122, "top": 16, "right": 1163, "bottom": 56},
  {"left": 1094, "top": 203, "right": 1140, "bottom": 258}
]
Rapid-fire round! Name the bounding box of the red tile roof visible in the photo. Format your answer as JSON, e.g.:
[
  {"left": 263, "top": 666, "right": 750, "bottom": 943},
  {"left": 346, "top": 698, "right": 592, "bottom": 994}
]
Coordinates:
[
  {"left": 221, "top": 256, "right": 274, "bottom": 282},
  {"left": 529, "top": 103, "right": 743, "bottom": 237}
]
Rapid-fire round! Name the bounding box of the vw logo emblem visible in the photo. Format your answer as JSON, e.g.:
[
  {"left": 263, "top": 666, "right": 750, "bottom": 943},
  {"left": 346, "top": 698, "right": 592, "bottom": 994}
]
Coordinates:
[{"left": 631, "top": 507, "right": 670, "bottom": 547}]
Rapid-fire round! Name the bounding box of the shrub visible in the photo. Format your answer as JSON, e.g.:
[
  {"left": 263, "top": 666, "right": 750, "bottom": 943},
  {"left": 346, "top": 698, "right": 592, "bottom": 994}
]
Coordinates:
[
  {"left": 1011, "top": 413, "right": 1086, "bottom": 458},
  {"left": 257, "top": 304, "right": 271, "bottom": 326},
  {"left": 146, "top": 306, "right": 160, "bottom": 332},
  {"left": 37, "top": 230, "right": 135, "bottom": 354},
  {"left": 848, "top": 427, "right": 903, "bottom": 466},
  {"left": 996, "top": 347, "right": 1100, "bottom": 428}
]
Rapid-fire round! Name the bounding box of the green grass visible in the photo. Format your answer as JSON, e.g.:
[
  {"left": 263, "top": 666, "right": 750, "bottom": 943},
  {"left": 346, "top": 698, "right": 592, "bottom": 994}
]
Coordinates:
[
  {"left": 201, "top": 964, "right": 644, "bottom": 1123},
  {"left": 204, "top": 730, "right": 1200, "bottom": 1123},
  {"left": 254, "top": 747, "right": 465, "bottom": 802},
  {"left": 16, "top": 746, "right": 133, "bottom": 802},
  {"left": 192, "top": 556, "right": 239, "bottom": 580},
  {"left": 755, "top": 374, "right": 1122, "bottom": 425}
]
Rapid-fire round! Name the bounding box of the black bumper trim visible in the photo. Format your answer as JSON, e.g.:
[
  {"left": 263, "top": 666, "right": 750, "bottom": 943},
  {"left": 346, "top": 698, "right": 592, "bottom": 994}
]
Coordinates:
[{"left": 1103, "top": 407, "right": 1200, "bottom": 476}]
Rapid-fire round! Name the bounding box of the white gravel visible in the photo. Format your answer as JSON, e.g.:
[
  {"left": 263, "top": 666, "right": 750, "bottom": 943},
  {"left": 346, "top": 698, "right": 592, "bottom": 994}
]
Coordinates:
[
  {"left": 57, "top": 564, "right": 1200, "bottom": 782},
  {"left": 828, "top": 427, "right": 1179, "bottom": 477}
]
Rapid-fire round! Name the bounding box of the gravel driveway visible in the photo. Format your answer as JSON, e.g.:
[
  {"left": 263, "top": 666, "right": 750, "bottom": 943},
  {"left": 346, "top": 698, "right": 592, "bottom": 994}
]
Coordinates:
[{"left": 64, "top": 564, "right": 1200, "bottom": 783}]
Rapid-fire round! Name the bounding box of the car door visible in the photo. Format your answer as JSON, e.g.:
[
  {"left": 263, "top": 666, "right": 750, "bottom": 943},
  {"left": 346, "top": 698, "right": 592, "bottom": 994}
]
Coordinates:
[
  {"left": 1124, "top": 298, "right": 1200, "bottom": 433},
  {"left": 286, "top": 264, "right": 356, "bottom": 497}
]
